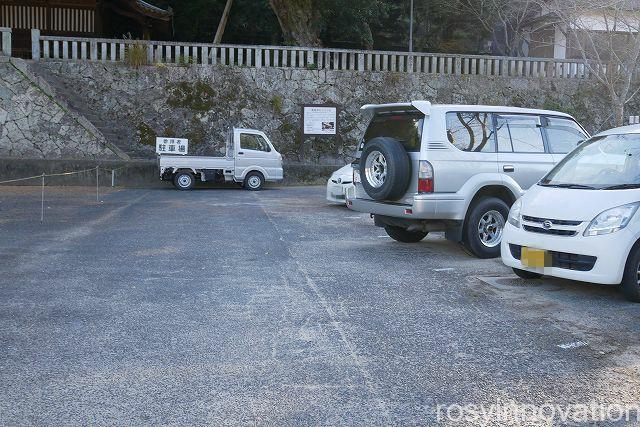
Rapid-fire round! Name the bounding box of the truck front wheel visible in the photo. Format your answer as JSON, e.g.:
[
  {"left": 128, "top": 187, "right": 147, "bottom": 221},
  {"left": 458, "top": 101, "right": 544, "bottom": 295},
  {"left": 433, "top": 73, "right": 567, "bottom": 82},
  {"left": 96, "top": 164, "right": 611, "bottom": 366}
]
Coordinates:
[
  {"left": 173, "top": 171, "right": 195, "bottom": 190},
  {"left": 244, "top": 172, "right": 264, "bottom": 191}
]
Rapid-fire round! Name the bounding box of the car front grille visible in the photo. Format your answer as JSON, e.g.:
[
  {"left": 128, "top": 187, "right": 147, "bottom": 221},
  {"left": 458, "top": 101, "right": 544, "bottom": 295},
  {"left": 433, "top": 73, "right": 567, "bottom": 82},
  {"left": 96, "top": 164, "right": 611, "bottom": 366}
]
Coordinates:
[
  {"left": 522, "top": 225, "right": 577, "bottom": 236},
  {"left": 521, "top": 215, "right": 583, "bottom": 237},
  {"left": 522, "top": 216, "right": 582, "bottom": 226},
  {"left": 509, "top": 244, "right": 597, "bottom": 271}
]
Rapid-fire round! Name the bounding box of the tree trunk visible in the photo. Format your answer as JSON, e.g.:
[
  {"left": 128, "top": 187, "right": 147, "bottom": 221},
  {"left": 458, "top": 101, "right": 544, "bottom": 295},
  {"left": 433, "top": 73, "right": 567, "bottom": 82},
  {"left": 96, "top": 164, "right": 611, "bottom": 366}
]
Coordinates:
[
  {"left": 268, "top": 0, "right": 322, "bottom": 47},
  {"left": 613, "top": 99, "right": 626, "bottom": 127},
  {"left": 214, "top": 0, "right": 234, "bottom": 44}
]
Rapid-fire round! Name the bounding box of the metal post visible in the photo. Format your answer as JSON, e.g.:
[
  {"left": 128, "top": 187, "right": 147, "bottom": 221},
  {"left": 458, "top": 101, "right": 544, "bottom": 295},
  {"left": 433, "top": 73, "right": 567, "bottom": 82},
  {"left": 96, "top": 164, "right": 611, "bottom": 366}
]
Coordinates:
[
  {"left": 111, "top": 169, "right": 115, "bottom": 187},
  {"left": 41, "top": 173, "right": 45, "bottom": 224},
  {"left": 96, "top": 166, "right": 99, "bottom": 202}
]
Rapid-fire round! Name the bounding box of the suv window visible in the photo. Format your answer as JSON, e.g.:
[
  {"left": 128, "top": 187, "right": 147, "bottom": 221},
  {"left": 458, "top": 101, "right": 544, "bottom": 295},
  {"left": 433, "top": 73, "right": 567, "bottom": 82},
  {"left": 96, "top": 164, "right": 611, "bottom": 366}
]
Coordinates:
[
  {"left": 363, "top": 111, "right": 424, "bottom": 152},
  {"left": 240, "top": 134, "right": 271, "bottom": 152},
  {"left": 446, "top": 112, "right": 495, "bottom": 152},
  {"left": 545, "top": 117, "right": 587, "bottom": 154},
  {"left": 496, "top": 115, "right": 545, "bottom": 153}
]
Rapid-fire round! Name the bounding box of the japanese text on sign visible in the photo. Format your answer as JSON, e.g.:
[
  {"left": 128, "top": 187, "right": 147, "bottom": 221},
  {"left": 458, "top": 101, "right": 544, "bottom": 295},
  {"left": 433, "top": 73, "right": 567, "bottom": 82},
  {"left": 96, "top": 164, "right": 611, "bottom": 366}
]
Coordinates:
[
  {"left": 303, "top": 106, "right": 337, "bottom": 136},
  {"left": 156, "top": 137, "right": 189, "bottom": 155}
]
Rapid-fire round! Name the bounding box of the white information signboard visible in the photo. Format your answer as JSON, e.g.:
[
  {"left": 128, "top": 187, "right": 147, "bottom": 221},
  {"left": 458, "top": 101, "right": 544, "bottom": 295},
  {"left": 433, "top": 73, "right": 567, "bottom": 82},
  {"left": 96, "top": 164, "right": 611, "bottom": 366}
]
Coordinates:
[
  {"left": 156, "top": 137, "right": 188, "bottom": 155},
  {"left": 303, "top": 106, "right": 337, "bottom": 136}
]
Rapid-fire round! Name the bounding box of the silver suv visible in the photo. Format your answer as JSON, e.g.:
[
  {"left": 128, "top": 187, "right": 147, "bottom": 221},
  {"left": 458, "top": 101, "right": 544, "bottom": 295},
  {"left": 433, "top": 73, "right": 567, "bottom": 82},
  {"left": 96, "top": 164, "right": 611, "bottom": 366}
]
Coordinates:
[{"left": 348, "top": 101, "right": 589, "bottom": 258}]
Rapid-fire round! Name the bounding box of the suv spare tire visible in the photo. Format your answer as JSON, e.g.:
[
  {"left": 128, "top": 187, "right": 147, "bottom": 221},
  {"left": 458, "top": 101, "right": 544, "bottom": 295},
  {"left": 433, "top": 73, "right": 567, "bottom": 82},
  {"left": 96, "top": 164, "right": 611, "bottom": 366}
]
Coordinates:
[{"left": 359, "top": 137, "right": 411, "bottom": 201}]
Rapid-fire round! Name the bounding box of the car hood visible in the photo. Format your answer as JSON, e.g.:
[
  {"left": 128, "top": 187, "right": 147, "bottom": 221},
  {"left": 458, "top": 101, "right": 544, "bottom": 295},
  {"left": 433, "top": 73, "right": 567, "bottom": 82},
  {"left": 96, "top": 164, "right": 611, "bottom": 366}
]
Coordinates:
[
  {"left": 521, "top": 184, "right": 640, "bottom": 221},
  {"left": 331, "top": 164, "right": 353, "bottom": 180}
]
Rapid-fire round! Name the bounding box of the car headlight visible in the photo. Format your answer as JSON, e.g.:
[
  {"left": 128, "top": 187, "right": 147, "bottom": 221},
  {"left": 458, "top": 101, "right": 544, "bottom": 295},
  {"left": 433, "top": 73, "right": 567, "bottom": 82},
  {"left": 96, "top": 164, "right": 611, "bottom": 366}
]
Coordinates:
[
  {"left": 508, "top": 198, "right": 522, "bottom": 228},
  {"left": 584, "top": 202, "right": 639, "bottom": 236}
]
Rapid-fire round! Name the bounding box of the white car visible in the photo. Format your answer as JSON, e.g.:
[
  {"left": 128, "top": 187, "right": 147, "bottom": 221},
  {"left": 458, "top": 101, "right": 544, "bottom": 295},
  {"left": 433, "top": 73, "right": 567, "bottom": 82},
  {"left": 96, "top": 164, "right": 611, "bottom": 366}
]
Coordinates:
[
  {"left": 501, "top": 124, "right": 640, "bottom": 301},
  {"left": 326, "top": 164, "right": 355, "bottom": 204}
]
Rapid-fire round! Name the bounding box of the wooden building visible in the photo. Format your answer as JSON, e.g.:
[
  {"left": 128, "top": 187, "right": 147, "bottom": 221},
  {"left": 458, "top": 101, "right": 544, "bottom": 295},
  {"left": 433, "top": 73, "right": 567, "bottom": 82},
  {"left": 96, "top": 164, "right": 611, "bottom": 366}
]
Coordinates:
[{"left": 0, "top": 0, "right": 173, "bottom": 57}]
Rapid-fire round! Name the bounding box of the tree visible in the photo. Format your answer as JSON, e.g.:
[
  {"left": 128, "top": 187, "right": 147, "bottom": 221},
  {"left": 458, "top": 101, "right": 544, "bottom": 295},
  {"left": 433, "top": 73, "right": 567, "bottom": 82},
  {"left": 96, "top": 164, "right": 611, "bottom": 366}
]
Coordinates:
[
  {"left": 214, "top": 0, "right": 235, "bottom": 43},
  {"left": 408, "top": 0, "right": 492, "bottom": 53},
  {"left": 458, "top": 0, "right": 541, "bottom": 56},
  {"left": 541, "top": 0, "right": 640, "bottom": 126},
  {"left": 268, "top": 0, "right": 389, "bottom": 49},
  {"left": 318, "top": 0, "right": 388, "bottom": 49},
  {"left": 268, "top": 0, "right": 322, "bottom": 46},
  {"left": 157, "top": 0, "right": 282, "bottom": 45}
]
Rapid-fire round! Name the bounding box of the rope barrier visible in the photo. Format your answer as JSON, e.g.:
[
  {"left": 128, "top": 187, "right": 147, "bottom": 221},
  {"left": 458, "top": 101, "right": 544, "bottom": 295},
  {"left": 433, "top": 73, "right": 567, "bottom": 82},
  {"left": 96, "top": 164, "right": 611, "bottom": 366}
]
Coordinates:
[
  {"left": 0, "top": 165, "right": 108, "bottom": 224},
  {"left": 0, "top": 167, "right": 99, "bottom": 184},
  {"left": 0, "top": 163, "right": 143, "bottom": 223},
  {"left": 42, "top": 167, "right": 99, "bottom": 179},
  {"left": 100, "top": 166, "right": 127, "bottom": 173},
  {"left": 98, "top": 165, "right": 128, "bottom": 188},
  {"left": 0, "top": 174, "right": 45, "bottom": 184},
  {"left": 0, "top": 162, "right": 147, "bottom": 224}
]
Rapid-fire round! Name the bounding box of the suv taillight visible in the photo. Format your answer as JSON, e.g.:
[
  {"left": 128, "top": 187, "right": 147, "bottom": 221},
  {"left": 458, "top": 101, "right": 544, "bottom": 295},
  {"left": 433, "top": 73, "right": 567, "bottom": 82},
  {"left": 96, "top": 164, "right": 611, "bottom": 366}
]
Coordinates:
[{"left": 418, "top": 160, "right": 434, "bottom": 193}]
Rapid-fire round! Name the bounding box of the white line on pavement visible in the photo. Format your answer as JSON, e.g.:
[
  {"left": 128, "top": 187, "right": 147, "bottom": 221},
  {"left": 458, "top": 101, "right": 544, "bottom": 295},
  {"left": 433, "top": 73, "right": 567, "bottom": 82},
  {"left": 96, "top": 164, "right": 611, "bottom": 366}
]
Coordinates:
[{"left": 557, "top": 341, "right": 588, "bottom": 349}]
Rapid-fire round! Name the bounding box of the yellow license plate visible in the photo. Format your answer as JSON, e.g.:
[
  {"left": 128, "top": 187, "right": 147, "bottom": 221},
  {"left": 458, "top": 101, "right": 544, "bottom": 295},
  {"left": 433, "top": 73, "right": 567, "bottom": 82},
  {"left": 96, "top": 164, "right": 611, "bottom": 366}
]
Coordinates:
[{"left": 521, "top": 247, "right": 551, "bottom": 268}]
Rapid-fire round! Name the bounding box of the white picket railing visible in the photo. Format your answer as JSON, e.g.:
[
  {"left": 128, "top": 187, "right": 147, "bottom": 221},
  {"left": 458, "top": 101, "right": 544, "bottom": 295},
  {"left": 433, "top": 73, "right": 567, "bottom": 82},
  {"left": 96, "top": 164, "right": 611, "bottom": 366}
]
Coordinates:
[
  {"left": 0, "top": 27, "right": 11, "bottom": 56},
  {"left": 29, "top": 29, "right": 600, "bottom": 79}
]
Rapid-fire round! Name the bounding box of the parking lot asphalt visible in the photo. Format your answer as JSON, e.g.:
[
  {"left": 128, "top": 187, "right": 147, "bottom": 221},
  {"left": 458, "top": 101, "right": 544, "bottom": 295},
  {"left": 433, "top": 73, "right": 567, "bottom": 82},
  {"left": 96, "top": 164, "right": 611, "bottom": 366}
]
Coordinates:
[{"left": 1, "top": 185, "right": 640, "bottom": 425}]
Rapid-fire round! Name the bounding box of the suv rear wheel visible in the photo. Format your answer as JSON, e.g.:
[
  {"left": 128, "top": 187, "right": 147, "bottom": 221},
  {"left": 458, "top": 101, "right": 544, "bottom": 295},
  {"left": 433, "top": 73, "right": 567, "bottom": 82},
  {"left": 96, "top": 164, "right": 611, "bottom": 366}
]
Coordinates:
[
  {"left": 359, "top": 137, "right": 411, "bottom": 201},
  {"left": 384, "top": 225, "right": 428, "bottom": 243},
  {"left": 463, "top": 197, "right": 509, "bottom": 258}
]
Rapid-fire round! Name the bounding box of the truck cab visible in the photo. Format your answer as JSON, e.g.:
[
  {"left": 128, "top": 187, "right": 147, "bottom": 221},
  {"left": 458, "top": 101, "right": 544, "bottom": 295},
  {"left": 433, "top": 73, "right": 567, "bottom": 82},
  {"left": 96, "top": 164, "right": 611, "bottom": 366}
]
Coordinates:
[{"left": 159, "top": 128, "right": 283, "bottom": 190}]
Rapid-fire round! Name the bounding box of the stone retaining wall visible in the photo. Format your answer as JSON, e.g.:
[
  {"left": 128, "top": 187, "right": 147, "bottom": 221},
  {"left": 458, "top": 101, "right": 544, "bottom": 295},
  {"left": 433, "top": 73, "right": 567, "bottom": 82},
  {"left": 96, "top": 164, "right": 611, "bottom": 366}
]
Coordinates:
[
  {"left": 0, "top": 58, "right": 116, "bottom": 159},
  {"left": 37, "top": 61, "right": 626, "bottom": 164},
  {"left": 2, "top": 58, "right": 638, "bottom": 186}
]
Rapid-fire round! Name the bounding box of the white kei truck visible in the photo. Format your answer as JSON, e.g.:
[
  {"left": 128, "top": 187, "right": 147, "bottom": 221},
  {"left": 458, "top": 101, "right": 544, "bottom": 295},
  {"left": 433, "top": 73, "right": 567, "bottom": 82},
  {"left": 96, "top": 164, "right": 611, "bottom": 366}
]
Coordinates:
[{"left": 159, "top": 128, "right": 284, "bottom": 190}]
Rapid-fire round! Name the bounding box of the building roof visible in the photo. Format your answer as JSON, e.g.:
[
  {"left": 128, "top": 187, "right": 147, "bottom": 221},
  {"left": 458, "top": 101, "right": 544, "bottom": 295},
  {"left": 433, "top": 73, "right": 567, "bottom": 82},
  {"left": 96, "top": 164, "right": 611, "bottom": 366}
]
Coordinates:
[
  {"left": 131, "top": 0, "right": 173, "bottom": 21},
  {"left": 110, "top": 0, "right": 173, "bottom": 22}
]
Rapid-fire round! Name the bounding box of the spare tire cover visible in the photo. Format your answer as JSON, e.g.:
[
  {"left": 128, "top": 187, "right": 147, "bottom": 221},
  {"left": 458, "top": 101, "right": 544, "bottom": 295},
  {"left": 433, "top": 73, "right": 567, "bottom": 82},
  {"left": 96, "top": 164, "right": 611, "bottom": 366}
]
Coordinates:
[{"left": 359, "top": 137, "right": 411, "bottom": 201}]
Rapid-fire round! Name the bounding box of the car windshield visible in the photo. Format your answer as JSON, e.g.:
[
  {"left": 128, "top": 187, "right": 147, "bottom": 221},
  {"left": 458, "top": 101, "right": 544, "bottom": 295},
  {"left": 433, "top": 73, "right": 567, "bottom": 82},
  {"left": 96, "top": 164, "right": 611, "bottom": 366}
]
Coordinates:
[{"left": 540, "top": 133, "right": 640, "bottom": 190}]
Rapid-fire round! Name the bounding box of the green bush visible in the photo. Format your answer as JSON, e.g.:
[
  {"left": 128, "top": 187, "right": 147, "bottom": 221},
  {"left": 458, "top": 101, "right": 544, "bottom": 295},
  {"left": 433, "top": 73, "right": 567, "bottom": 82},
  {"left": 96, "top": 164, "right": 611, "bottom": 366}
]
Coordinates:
[
  {"left": 125, "top": 41, "right": 148, "bottom": 68},
  {"left": 177, "top": 55, "right": 195, "bottom": 67},
  {"left": 137, "top": 122, "right": 156, "bottom": 146},
  {"left": 166, "top": 80, "right": 216, "bottom": 111},
  {"left": 270, "top": 95, "right": 283, "bottom": 114}
]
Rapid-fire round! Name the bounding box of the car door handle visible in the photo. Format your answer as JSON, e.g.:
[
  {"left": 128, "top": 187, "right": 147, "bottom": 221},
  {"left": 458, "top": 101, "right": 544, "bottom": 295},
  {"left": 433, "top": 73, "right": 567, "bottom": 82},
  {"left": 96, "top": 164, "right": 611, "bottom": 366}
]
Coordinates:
[
  {"left": 503, "top": 165, "right": 515, "bottom": 172},
  {"left": 238, "top": 152, "right": 244, "bottom": 155}
]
